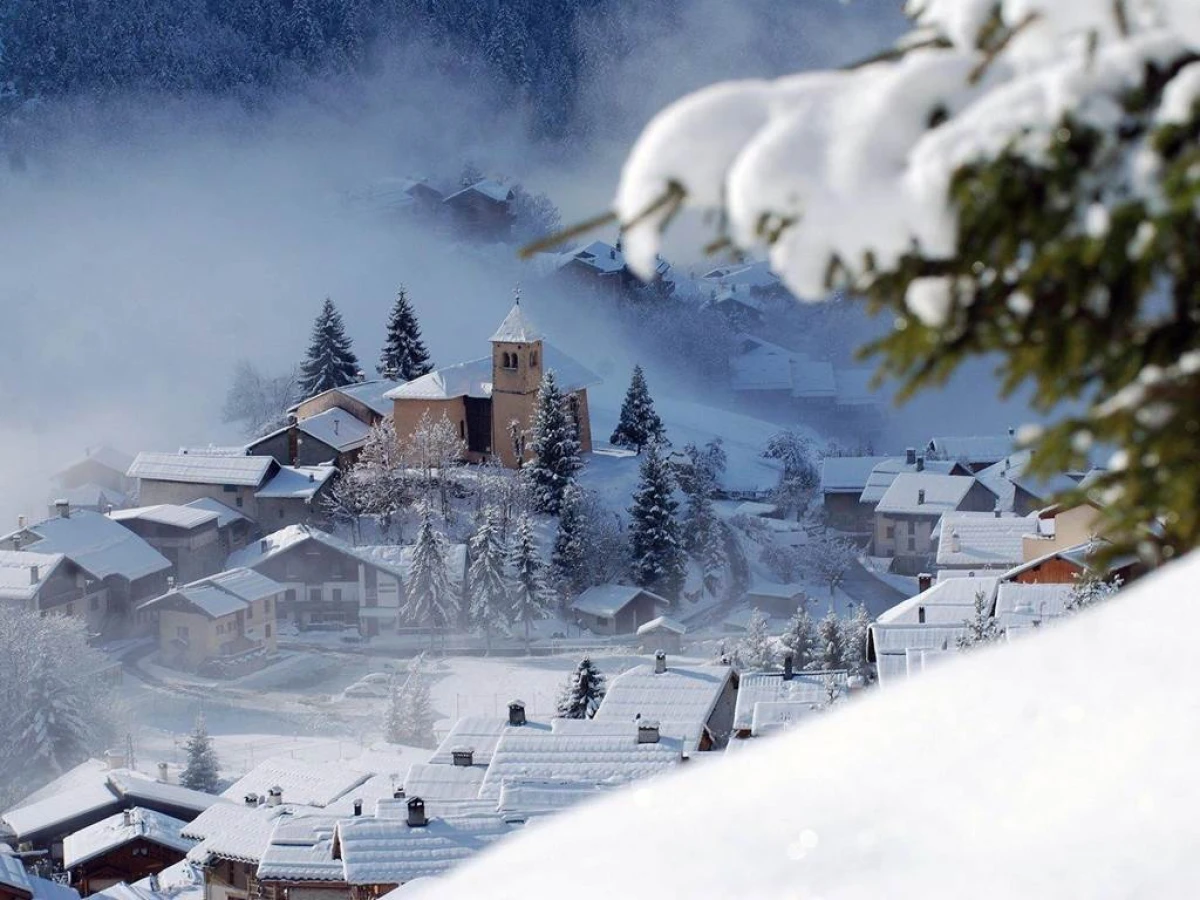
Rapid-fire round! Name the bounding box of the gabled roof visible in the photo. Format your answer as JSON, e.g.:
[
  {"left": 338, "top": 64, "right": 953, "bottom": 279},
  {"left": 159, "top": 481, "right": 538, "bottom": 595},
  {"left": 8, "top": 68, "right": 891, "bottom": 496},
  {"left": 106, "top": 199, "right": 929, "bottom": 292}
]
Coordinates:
[
  {"left": 975, "top": 451, "right": 1078, "bottom": 511},
  {"left": 292, "top": 380, "right": 399, "bottom": 420},
  {"left": 221, "top": 759, "right": 372, "bottom": 810},
  {"left": 63, "top": 808, "right": 194, "bottom": 869},
  {"left": 820, "top": 456, "right": 892, "bottom": 494},
  {"left": 184, "top": 803, "right": 295, "bottom": 866},
  {"left": 428, "top": 717, "right": 552, "bottom": 768},
  {"left": 876, "top": 576, "right": 998, "bottom": 626},
  {"left": 0, "top": 550, "right": 67, "bottom": 602},
  {"left": 49, "top": 484, "right": 129, "bottom": 511},
  {"left": 55, "top": 446, "right": 134, "bottom": 480},
  {"left": 256, "top": 816, "right": 342, "bottom": 883},
  {"left": 859, "top": 458, "right": 967, "bottom": 505},
  {"left": 109, "top": 505, "right": 218, "bottom": 531},
  {"left": 994, "top": 583, "right": 1074, "bottom": 631},
  {"left": 592, "top": 664, "right": 734, "bottom": 747},
  {"left": 875, "top": 473, "right": 980, "bottom": 516},
  {"left": 570, "top": 584, "right": 668, "bottom": 618},
  {"left": 255, "top": 465, "right": 338, "bottom": 500},
  {"left": 559, "top": 240, "right": 626, "bottom": 275},
  {"left": 490, "top": 301, "right": 543, "bottom": 343},
  {"left": 254, "top": 408, "right": 371, "bottom": 456},
  {"left": 636, "top": 615, "right": 687, "bottom": 636},
  {"left": 334, "top": 814, "right": 516, "bottom": 885},
  {"left": 0, "top": 844, "right": 32, "bottom": 895},
  {"left": 138, "top": 568, "right": 282, "bottom": 619},
  {"left": 183, "top": 498, "right": 249, "bottom": 529},
  {"left": 386, "top": 345, "right": 599, "bottom": 402},
  {"left": 227, "top": 526, "right": 409, "bottom": 581},
  {"left": 128, "top": 452, "right": 276, "bottom": 488},
  {"left": 927, "top": 434, "right": 1015, "bottom": 465},
  {"left": 444, "top": 179, "right": 513, "bottom": 205},
  {"left": 867, "top": 623, "right": 969, "bottom": 685},
  {"left": 7, "top": 510, "right": 171, "bottom": 582},
  {"left": 936, "top": 513, "right": 1036, "bottom": 568},
  {"left": 733, "top": 670, "right": 847, "bottom": 734},
  {"left": 401, "top": 764, "right": 486, "bottom": 804}
]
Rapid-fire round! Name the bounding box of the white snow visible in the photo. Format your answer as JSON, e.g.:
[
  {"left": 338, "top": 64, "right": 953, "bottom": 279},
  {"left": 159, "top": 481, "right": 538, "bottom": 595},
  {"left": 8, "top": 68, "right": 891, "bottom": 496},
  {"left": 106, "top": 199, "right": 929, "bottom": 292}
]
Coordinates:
[
  {"left": 109, "top": 505, "right": 219, "bottom": 531},
  {"left": 488, "top": 301, "right": 543, "bottom": 343},
  {"left": 255, "top": 464, "right": 338, "bottom": 500},
  {"left": 62, "top": 808, "right": 195, "bottom": 869},
  {"left": 8, "top": 509, "right": 171, "bottom": 581},
  {"left": 128, "top": 452, "right": 273, "bottom": 487}
]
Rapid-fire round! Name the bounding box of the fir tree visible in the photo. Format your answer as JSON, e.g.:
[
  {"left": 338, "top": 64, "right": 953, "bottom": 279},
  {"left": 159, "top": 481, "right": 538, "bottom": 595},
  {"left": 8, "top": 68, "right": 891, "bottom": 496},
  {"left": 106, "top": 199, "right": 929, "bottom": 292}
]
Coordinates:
[
  {"left": 779, "top": 606, "right": 818, "bottom": 671},
  {"left": 524, "top": 370, "right": 582, "bottom": 515},
  {"left": 509, "top": 515, "right": 553, "bottom": 653},
  {"left": 735, "top": 609, "right": 776, "bottom": 671},
  {"left": 628, "top": 443, "right": 685, "bottom": 600},
  {"left": 180, "top": 714, "right": 220, "bottom": 793},
  {"left": 401, "top": 506, "right": 457, "bottom": 648},
  {"left": 1066, "top": 573, "right": 1123, "bottom": 613},
  {"left": 843, "top": 604, "right": 873, "bottom": 678},
  {"left": 679, "top": 442, "right": 725, "bottom": 594},
  {"left": 813, "top": 609, "right": 848, "bottom": 671},
  {"left": 385, "top": 656, "right": 436, "bottom": 748},
  {"left": 467, "top": 509, "right": 510, "bottom": 652},
  {"left": 550, "top": 483, "right": 587, "bottom": 600},
  {"left": 557, "top": 656, "right": 606, "bottom": 719},
  {"left": 610, "top": 365, "right": 665, "bottom": 454},
  {"left": 299, "top": 297, "right": 360, "bottom": 397},
  {"left": 958, "top": 589, "right": 1000, "bottom": 649},
  {"left": 377, "top": 286, "right": 433, "bottom": 380}
]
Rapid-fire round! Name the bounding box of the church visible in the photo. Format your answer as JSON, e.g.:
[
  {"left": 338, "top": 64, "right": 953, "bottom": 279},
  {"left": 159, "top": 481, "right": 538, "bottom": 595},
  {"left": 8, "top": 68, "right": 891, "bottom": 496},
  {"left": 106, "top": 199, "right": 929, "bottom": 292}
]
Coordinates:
[{"left": 386, "top": 301, "right": 599, "bottom": 468}]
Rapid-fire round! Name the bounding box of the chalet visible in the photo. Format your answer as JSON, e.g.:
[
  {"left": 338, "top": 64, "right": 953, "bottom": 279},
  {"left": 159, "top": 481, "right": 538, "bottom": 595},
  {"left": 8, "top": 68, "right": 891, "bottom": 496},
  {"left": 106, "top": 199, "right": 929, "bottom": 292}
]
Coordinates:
[
  {"left": 935, "top": 511, "right": 1037, "bottom": 572},
  {"left": 865, "top": 624, "right": 968, "bottom": 687},
  {"left": 387, "top": 301, "right": 599, "bottom": 469},
  {"left": 1001, "top": 540, "right": 1140, "bottom": 587},
  {"left": 442, "top": 179, "right": 515, "bottom": 242},
  {"left": 109, "top": 505, "right": 225, "bottom": 584},
  {"left": 569, "top": 584, "right": 668, "bottom": 636},
  {"left": 62, "top": 809, "right": 194, "bottom": 896},
  {"left": 128, "top": 452, "right": 279, "bottom": 522},
  {"left": 0, "top": 845, "right": 80, "bottom": 900},
  {"left": 291, "top": 380, "right": 398, "bottom": 428},
  {"left": 744, "top": 582, "right": 807, "bottom": 618},
  {"left": 593, "top": 655, "right": 738, "bottom": 750},
  {"left": 248, "top": 408, "right": 371, "bottom": 470},
  {"left": 992, "top": 582, "right": 1074, "bottom": 635},
  {"left": 253, "top": 465, "right": 339, "bottom": 529},
  {"left": 183, "top": 498, "right": 255, "bottom": 556},
  {"left": 731, "top": 661, "right": 848, "bottom": 739},
  {"left": 51, "top": 446, "right": 135, "bottom": 511},
  {"left": 0, "top": 506, "right": 172, "bottom": 622},
  {"left": 138, "top": 569, "right": 282, "bottom": 676},
  {"left": 1020, "top": 501, "right": 1102, "bottom": 561},
  {"left": 636, "top": 616, "right": 686, "bottom": 654},
  {"left": 873, "top": 473, "right": 997, "bottom": 572},
  {"left": 926, "top": 433, "right": 1016, "bottom": 472},
  {"left": 350, "top": 178, "right": 444, "bottom": 221},
  {"left": 0, "top": 549, "right": 105, "bottom": 629},
  {"left": 553, "top": 240, "right": 635, "bottom": 297},
  {"left": 975, "top": 450, "right": 1078, "bottom": 514},
  {"left": 858, "top": 450, "right": 971, "bottom": 507},
  {"left": 875, "top": 576, "right": 999, "bottom": 627},
  {"left": 820, "top": 456, "right": 891, "bottom": 532}
]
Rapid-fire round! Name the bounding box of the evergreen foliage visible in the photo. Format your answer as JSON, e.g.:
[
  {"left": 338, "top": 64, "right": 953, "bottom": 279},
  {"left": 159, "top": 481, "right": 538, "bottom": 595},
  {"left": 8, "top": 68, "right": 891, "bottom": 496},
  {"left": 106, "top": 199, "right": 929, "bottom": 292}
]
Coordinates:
[
  {"left": 628, "top": 442, "right": 685, "bottom": 600},
  {"left": 678, "top": 441, "right": 726, "bottom": 593},
  {"left": 1066, "top": 573, "right": 1124, "bottom": 613},
  {"left": 401, "top": 506, "right": 458, "bottom": 645},
  {"left": 385, "top": 656, "right": 437, "bottom": 748},
  {"left": 508, "top": 515, "right": 553, "bottom": 653},
  {"left": 524, "top": 370, "right": 582, "bottom": 515},
  {"left": 556, "top": 656, "right": 606, "bottom": 719},
  {"left": 735, "top": 609, "right": 777, "bottom": 671},
  {"left": 468, "top": 509, "right": 511, "bottom": 650},
  {"left": 813, "top": 609, "right": 847, "bottom": 671},
  {"left": 779, "top": 606, "right": 818, "bottom": 671},
  {"left": 843, "top": 604, "right": 873, "bottom": 678},
  {"left": 550, "top": 483, "right": 588, "bottom": 599},
  {"left": 378, "top": 286, "right": 434, "bottom": 381},
  {"left": 299, "top": 297, "right": 360, "bottom": 397},
  {"left": 610, "top": 365, "right": 665, "bottom": 453},
  {"left": 958, "top": 590, "right": 1000, "bottom": 650},
  {"left": 180, "top": 715, "right": 221, "bottom": 793},
  {"left": 762, "top": 431, "right": 820, "bottom": 520}
]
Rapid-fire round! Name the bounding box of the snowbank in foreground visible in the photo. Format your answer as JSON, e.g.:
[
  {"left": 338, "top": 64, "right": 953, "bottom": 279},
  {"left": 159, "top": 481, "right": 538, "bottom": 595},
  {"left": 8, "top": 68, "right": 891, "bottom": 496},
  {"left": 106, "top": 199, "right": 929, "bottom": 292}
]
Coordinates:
[{"left": 426, "top": 552, "right": 1200, "bottom": 898}]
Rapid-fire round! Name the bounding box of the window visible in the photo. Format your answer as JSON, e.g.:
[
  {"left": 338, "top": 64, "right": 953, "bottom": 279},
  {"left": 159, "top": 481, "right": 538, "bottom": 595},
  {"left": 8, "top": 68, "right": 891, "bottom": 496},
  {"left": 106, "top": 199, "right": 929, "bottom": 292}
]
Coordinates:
[
  {"left": 918, "top": 607, "right": 926, "bottom": 624},
  {"left": 907, "top": 536, "right": 916, "bottom": 552},
  {"left": 332, "top": 588, "right": 343, "bottom": 604},
  {"left": 176, "top": 626, "right": 189, "bottom": 639},
  {"left": 884, "top": 524, "right": 894, "bottom": 539},
  {"left": 459, "top": 420, "right": 466, "bottom": 440},
  {"left": 266, "top": 596, "right": 273, "bottom": 615},
  {"left": 265, "top": 624, "right": 272, "bottom": 638},
  {"left": 596, "top": 616, "right": 610, "bottom": 626},
  {"left": 309, "top": 588, "right": 322, "bottom": 603},
  {"left": 278, "top": 509, "right": 284, "bottom": 519},
  {"left": 216, "top": 623, "right": 223, "bottom": 634},
  {"left": 247, "top": 604, "right": 253, "bottom": 620},
  {"left": 502, "top": 351, "right": 517, "bottom": 370},
  {"left": 236, "top": 496, "right": 244, "bottom": 508},
  {"left": 223, "top": 484, "right": 236, "bottom": 493}
]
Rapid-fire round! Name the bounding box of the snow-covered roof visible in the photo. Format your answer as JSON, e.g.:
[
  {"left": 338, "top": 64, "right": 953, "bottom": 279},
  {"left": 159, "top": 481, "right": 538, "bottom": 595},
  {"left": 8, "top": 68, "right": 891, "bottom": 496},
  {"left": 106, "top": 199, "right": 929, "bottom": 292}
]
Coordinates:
[
  {"left": 559, "top": 240, "right": 626, "bottom": 275},
  {"left": 876, "top": 576, "right": 998, "bottom": 626},
  {"left": 444, "top": 179, "right": 513, "bottom": 205},
  {"left": 733, "top": 671, "right": 847, "bottom": 733},
  {"left": 355, "top": 543, "right": 469, "bottom": 586},
  {"left": 386, "top": 344, "right": 598, "bottom": 401},
  {"left": 867, "top": 624, "right": 969, "bottom": 686},
  {"left": 28, "top": 878, "right": 79, "bottom": 900},
  {"left": 256, "top": 816, "right": 342, "bottom": 883},
  {"left": 0, "top": 550, "right": 66, "bottom": 602},
  {"left": 293, "top": 381, "right": 399, "bottom": 420},
  {"left": 701, "top": 260, "right": 781, "bottom": 289},
  {"left": 858, "top": 457, "right": 963, "bottom": 504},
  {"left": 789, "top": 357, "right": 837, "bottom": 399},
  {"left": 729, "top": 347, "right": 792, "bottom": 392},
  {"left": 104, "top": 772, "right": 222, "bottom": 816},
  {"left": 477, "top": 721, "right": 683, "bottom": 802},
  {"left": 128, "top": 452, "right": 275, "bottom": 488},
  {"left": 49, "top": 484, "right": 129, "bottom": 511},
  {"left": 8, "top": 510, "right": 170, "bottom": 582},
  {"left": 994, "top": 583, "right": 1073, "bottom": 631},
  {"left": 592, "top": 663, "right": 733, "bottom": 745},
  {"left": 570, "top": 584, "right": 668, "bottom": 618},
  {"left": 401, "top": 765, "right": 486, "bottom": 804},
  {"left": 0, "top": 844, "right": 31, "bottom": 895},
  {"left": 222, "top": 759, "right": 372, "bottom": 810},
  {"left": 936, "top": 512, "right": 1035, "bottom": 568},
  {"left": 1, "top": 781, "right": 122, "bottom": 841},
  {"left": 495, "top": 781, "right": 614, "bottom": 819},
  {"left": 875, "top": 473, "right": 980, "bottom": 516},
  {"left": 335, "top": 814, "right": 515, "bottom": 885},
  {"left": 746, "top": 581, "right": 805, "bottom": 601},
  {"left": 139, "top": 568, "right": 282, "bottom": 619},
  {"left": 428, "top": 718, "right": 551, "bottom": 768},
  {"left": 820, "top": 456, "right": 893, "bottom": 494},
  {"left": 974, "top": 450, "right": 1078, "bottom": 512},
  {"left": 63, "top": 808, "right": 194, "bottom": 869},
  {"left": 109, "top": 505, "right": 218, "bottom": 531},
  {"left": 228, "top": 526, "right": 409, "bottom": 581},
  {"left": 255, "top": 465, "right": 338, "bottom": 500},
  {"left": 55, "top": 446, "right": 134, "bottom": 480},
  {"left": 927, "top": 434, "right": 1015, "bottom": 465},
  {"left": 636, "top": 615, "right": 687, "bottom": 636},
  {"left": 294, "top": 408, "right": 372, "bottom": 453},
  {"left": 833, "top": 367, "right": 878, "bottom": 406},
  {"left": 183, "top": 498, "right": 248, "bottom": 529},
  {"left": 183, "top": 803, "right": 294, "bottom": 866}
]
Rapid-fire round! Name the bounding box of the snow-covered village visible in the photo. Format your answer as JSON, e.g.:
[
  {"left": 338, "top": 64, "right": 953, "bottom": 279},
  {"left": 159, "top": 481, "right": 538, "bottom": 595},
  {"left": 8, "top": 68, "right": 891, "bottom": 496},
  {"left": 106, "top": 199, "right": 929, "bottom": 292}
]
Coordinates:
[{"left": 3, "top": 1, "right": 1200, "bottom": 898}]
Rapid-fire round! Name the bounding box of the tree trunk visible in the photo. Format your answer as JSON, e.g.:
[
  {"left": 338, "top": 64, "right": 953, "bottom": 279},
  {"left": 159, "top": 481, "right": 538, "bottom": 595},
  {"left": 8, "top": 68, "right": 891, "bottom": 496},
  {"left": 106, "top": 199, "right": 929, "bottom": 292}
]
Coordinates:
[{"left": 524, "top": 617, "right": 531, "bottom": 655}]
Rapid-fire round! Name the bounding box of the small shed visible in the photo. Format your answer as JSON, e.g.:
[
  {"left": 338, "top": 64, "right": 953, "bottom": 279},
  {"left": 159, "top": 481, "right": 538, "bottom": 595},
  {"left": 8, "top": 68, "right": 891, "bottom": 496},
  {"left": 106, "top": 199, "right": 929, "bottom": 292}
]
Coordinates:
[
  {"left": 745, "top": 583, "right": 807, "bottom": 618},
  {"left": 570, "top": 585, "right": 669, "bottom": 635},
  {"left": 636, "top": 616, "right": 687, "bottom": 654}
]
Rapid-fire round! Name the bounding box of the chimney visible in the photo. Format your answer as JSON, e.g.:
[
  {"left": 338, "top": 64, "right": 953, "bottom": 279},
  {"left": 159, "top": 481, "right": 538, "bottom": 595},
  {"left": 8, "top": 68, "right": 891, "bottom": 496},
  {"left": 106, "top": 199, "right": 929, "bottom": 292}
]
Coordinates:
[
  {"left": 260, "top": 539, "right": 269, "bottom": 553},
  {"left": 406, "top": 797, "right": 428, "bottom": 828},
  {"left": 123, "top": 810, "right": 134, "bottom": 827},
  {"left": 994, "top": 505, "right": 1002, "bottom": 518},
  {"left": 157, "top": 762, "right": 169, "bottom": 784},
  {"left": 267, "top": 786, "right": 282, "bottom": 807},
  {"left": 452, "top": 748, "right": 474, "bottom": 768},
  {"left": 245, "top": 793, "right": 259, "bottom": 807},
  {"left": 905, "top": 448, "right": 916, "bottom": 465},
  {"left": 55, "top": 499, "right": 70, "bottom": 519},
  {"left": 308, "top": 472, "right": 315, "bottom": 483},
  {"left": 783, "top": 654, "right": 794, "bottom": 681},
  {"left": 104, "top": 748, "right": 126, "bottom": 770},
  {"left": 12, "top": 534, "right": 21, "bottom": 551},
  {"left": 393, "top": 787, "right": 406, "bottom": 800},
  {"left": 917, "top": 573, "right": 933, "bottom": 593},
  {"left": 654, "top": 650, "right": 667, "bottom": 674},
  {"left": 637, "top": 720, "right": 661, "bottom": 744},
  {"left": 105, "top": 504, "right": 115, "bottom": 516},
  {"left": 17, "top": 514, "right": 26, "bottom": 530},
  {"left": 1008, "top": 426, "right": 1015, "bottom": 437},
  {"left": 29, "top": 565, "right": 39, "bottom": 586},
  {"left": 950, "top": 531, "right": 961, "bottom": 553},
  {"left": 333, "top": 419, "right": 340, "bottom": 436},
  {"left": 147, "top": 876, "right": 160, "bottom": 893},
  {"left": 917, "top": 489, "right": 926, "bottom": 505},
  {"left": 915, "top": 456, "right": 925, "bottom": 472},
  {"left": 508, "top": 700, "right": 526, "bottom": 727},
  {"left": 167, "top": 576, "right": 176, "bottom": 591},
  {"left": 353, "top": 799, "right": 363, "bottom": 817}
]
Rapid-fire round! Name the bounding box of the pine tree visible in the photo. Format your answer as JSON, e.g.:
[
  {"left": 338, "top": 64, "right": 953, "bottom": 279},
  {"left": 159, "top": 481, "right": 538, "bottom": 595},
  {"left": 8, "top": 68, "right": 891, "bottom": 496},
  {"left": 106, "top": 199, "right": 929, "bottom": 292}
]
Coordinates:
[
  {"left": 509, "top": 515, "right": 552, "bottom": 653},
  {"left": 843, "top": 604, "right": 873, "bottom": 678},
  {"left": 550, "top": 483, "right": 587, "bottom": 600},
  {"left": 735, "top": 609, "right": 776, "bottom": 671},
  {"left": 1066, "top": 573, "right": 1123, "bottom": 613},
  {"left": 557, "top": 656, "right": 606, "bottom": 719},
  {"left": 385, "top": 656, "right": 436, "bottom": 748},
  {"left": 628, "top": 443, "right": 685, "bottom": 600},
  {"left": 524, "top": 370, "right": 582, "bottom": 515},
  {"left": 299, "top": 297, "right": 360, "bottom": 397},
  {"left": 958, "top": 589, "right": 1000, "bottom": 649},
  {"left": 10, "top": 655, "right": 97, "bottom": 779},
  {"left": 678, "top": 442, "right": 725, "bottom": 594},
  {"left": 467, "top": 510, "right": 511, "bottom": 651},
  {"left": 813, "top": 609, "right": 848, "bottom": 671},
  {"left": 180, "top": 715, "right": 220, "bottom": 793},
  {"left": 401, "top": 506, "right": 457, "bottom": 648},
  {"left": 779, "top": 606, "right": 818, "bottom": 671},
  {"left": 610, "top": 365, "right": 665, "bottom": 454},
  {"left": 377, "top": 286, "right": 433, "bottom": 380}
]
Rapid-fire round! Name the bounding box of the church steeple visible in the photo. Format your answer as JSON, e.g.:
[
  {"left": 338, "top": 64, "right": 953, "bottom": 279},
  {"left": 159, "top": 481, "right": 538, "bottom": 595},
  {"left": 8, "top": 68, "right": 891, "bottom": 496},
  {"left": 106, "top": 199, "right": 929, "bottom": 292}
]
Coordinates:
[
  {"left": 490, "top": 290, "right": 545, "bottom": 467},
  {"left": 490, "top": 289, "right": 543, "bottom": 344}
]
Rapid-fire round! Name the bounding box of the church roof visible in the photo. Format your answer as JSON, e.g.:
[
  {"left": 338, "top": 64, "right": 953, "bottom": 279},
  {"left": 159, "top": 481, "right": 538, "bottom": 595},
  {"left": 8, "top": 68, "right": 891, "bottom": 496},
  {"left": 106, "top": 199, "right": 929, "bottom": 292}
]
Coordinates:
[
  {"left": 490, "top": 302, "right": 543, "bottom": 343},
  {"left": 386, "top": 344, "right": 599, "bottom": 402}
]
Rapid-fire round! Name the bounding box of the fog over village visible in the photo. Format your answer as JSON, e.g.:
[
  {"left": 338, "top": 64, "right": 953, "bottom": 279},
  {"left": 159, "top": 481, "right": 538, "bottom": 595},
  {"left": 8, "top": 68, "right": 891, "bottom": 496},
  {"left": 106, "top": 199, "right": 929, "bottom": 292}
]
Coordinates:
[{"left": 2, "top": 1, "right": 1198, "bottom": 898}]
